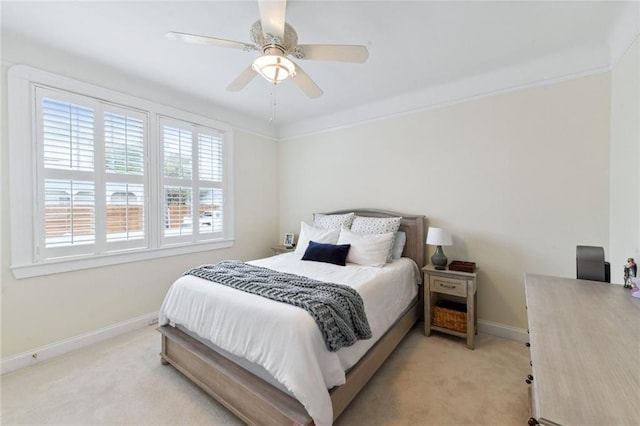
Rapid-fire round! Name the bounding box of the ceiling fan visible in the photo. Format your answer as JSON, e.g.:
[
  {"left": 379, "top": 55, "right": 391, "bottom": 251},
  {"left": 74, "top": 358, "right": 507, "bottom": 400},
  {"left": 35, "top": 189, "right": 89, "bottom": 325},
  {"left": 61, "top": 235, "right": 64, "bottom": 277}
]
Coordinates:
[{"left": 166, "top": 0, "right": 369, "bottom": 98}]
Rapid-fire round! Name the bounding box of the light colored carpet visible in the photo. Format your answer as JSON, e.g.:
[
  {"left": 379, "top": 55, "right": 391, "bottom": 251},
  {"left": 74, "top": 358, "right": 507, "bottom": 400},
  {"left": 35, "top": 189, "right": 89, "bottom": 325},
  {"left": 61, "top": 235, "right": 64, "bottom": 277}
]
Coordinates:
[{"left": 1, "top": 324, "right": 531, "bottom": 425}]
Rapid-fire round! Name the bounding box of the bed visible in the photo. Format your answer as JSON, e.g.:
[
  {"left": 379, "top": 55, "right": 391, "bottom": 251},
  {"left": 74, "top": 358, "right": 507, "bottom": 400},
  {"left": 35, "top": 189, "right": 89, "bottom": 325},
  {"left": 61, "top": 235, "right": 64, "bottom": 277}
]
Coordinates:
[{"left": 158, "top": 209, "right": 425, "bottom": 425}]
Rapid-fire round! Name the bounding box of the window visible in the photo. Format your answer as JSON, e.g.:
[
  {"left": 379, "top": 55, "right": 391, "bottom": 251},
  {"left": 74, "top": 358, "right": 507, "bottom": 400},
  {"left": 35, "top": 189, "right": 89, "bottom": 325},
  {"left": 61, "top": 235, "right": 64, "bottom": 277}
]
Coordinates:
[
  {"left": 8, "top": 65, "right": 234, "bottom": 278},
  {"left": 160, "top": 119, "right": 225, "bottom": 243},
  {"left": 37, "top": 89, "right": 149, "bottom": 259}
]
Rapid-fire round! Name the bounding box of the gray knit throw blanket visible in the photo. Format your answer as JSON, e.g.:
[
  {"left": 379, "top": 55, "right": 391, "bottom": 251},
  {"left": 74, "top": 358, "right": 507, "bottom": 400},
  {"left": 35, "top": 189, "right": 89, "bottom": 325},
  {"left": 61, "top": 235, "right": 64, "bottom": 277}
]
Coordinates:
[{"left": 184, "top": 261, "right": 372, "bottom": 352}]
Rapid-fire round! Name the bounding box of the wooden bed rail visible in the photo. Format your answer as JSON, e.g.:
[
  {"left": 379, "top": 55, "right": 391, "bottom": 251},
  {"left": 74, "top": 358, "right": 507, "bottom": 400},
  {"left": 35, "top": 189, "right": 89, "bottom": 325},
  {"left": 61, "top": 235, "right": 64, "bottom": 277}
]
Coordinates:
[{"left": 159, "top": 325, "right": 313, "bottom": 425}]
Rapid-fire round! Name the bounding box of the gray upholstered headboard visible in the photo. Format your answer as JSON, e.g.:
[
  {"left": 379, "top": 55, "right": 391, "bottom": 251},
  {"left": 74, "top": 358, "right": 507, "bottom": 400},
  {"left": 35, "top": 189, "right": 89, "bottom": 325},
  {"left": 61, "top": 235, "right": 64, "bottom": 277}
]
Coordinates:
[{"left": 322, "top": 209, "right": 426, "bottom": 269}]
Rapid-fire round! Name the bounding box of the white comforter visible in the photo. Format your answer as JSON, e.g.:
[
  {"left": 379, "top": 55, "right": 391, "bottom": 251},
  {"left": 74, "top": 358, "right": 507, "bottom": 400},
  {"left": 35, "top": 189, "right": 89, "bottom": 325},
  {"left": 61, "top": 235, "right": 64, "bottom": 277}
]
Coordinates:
[{"left": 158, "top": 253, "right": 419, "bottom": 426}]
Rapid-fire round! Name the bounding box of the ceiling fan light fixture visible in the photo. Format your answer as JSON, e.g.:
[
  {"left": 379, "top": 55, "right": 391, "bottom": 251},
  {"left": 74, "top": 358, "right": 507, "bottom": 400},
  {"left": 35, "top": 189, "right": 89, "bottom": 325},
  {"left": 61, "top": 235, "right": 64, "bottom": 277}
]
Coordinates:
[{"left": 252, "top": 55, "right": 296, "bottom": 83}]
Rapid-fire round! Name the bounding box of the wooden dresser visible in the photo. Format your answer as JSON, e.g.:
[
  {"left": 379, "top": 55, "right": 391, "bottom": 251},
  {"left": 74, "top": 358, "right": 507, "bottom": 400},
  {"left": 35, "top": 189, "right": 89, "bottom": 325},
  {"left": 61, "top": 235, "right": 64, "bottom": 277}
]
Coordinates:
[{"left": 525, "top": 273, "right": 640, "bottom": 425}]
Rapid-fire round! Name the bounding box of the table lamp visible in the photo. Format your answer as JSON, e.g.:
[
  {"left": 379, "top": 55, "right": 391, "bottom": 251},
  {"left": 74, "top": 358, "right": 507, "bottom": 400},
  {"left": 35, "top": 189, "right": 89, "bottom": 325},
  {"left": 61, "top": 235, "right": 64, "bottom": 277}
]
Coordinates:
[{"left": 426, "top": 227, "right": 452, "bottom": 270}]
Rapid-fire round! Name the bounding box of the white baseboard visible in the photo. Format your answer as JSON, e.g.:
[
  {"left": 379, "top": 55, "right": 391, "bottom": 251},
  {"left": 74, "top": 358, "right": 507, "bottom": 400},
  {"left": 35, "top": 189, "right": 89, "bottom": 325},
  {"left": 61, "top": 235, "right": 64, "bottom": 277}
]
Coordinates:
[
  {"left": 478, "top": 319, "right": 529, "bottom": 343},
  {"left": 1, "top": 311, "right": 159, "bottom": 375}
]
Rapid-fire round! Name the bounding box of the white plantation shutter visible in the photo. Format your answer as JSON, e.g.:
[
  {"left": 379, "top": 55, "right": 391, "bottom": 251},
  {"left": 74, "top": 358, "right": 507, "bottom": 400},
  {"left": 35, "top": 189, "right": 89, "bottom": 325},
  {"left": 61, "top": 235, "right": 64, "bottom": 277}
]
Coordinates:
[
  {"left": 105, "top": 112, "right": 144, "bottom": 175},
  {"left": 162, "top": 124, "right": 193, "bottom": 239},
  {"left": 40, "top": 94, "right": 97, "bottom": 256},
  {"left": 44, "top": 179, "right": 95, "bottom": 247},
  {"left": 163, "top": 125, "right": 192, "bottom": 179},
  {"left": 42, "top": 98, "right": 94, "bottom": 172},
  {"left": 198, "top": 133, "right": 224, "bottom": 234},
  {"left": 164, "top": 185, "right": 192, "bottom": 237},
  {"left": 161, "top": 117, "right": 226, "bottom": 243},
  {"left": 105, "top": 183, "right": 145, "bottom": 243},
  {"left": 104, "top": 107, "right": 147, "bottom": 248},
  {"left": 198, "top": 133, "right": 223, "bottom": 182},
  {"left": 36, "top": 87, "right": 148, "bottom": 259}
]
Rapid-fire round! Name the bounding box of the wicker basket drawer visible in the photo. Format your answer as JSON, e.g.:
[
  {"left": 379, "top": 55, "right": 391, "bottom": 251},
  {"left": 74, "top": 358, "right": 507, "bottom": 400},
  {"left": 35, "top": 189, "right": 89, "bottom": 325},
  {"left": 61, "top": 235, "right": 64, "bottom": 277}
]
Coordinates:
[
  {"left": 432, "top": 301, "right": 467, "bottom": 333},
  {"left": 429, "top": 276, "right": 467, "bottom": 297}
]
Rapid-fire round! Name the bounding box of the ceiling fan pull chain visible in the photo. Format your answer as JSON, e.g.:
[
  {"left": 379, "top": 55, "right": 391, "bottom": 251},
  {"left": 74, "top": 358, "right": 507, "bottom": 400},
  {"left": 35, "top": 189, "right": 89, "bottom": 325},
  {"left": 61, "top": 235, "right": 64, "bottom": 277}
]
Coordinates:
[{"left": 270, "top": 83, "right": 277, "bottom": 125}]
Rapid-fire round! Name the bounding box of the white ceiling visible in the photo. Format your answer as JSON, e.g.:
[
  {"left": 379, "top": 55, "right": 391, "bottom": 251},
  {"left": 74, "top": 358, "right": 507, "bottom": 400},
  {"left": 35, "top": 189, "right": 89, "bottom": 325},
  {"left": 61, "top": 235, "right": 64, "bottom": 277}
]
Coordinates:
[{"left": 2, "top": 1, "right": 639, "bottom": 139}]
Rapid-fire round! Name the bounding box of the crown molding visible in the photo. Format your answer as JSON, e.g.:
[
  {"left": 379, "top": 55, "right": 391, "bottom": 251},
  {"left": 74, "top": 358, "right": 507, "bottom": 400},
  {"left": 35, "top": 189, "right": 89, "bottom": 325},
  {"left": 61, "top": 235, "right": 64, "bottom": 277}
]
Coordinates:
[
  {"left": 277, "top": 7, "right": 640, "bottom": 141},
  {"left": 609, "top": 1, "right": 640, "bottom": 68},
  {"left": 277, "top": 44, "right": 611, "bottom": 140}
]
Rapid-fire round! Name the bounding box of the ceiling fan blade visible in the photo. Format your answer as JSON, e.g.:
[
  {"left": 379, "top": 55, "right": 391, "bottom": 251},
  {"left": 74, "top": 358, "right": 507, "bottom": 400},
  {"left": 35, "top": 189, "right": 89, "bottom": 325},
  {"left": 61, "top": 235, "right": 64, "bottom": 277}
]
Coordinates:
[
  {"left": 258, "top": 0, "right": 286, "bottom": 40},
  {"left": 166, "top": 31, "right": 257, "bottom": 52},
  {"left": 296, "top": 44, "right": 369, "bottom": 63},
  {"left": 226, "top": 66, "right": 258, "bottom": 92},
  {"left": 290, "top": 65, "right": 323, "bottom": 99}
]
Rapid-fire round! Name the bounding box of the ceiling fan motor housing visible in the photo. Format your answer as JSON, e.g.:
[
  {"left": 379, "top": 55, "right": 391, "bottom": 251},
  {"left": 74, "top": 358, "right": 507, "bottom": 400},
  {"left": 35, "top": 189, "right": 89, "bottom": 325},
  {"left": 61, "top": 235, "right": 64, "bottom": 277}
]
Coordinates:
[{"left": 250, "top": 20, "right": 303, "bottom": 58}]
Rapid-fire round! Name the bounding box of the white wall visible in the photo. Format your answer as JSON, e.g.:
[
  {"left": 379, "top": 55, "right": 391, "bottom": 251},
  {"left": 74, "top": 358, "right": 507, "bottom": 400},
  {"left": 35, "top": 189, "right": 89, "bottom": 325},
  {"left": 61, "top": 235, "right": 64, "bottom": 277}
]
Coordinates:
[
  {"left": 0, "top": 38, "right": 280, "bottom": 357},
  {"left": 610, "top": 35, "right": 640, "bottom": 283},
  {"left": 279, "top": 73, "right": 611, "bottom": 330},
  {"left": 0, "top": 31, "right": 628, "bottom": 358}
]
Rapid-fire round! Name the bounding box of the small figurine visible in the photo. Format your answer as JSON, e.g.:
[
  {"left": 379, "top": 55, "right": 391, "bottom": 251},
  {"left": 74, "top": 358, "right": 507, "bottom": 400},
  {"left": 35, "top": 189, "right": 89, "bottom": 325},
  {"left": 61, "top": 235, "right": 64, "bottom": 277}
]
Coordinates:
[{"left": 624, "top": 258, "right": 637, "bottom": 288}]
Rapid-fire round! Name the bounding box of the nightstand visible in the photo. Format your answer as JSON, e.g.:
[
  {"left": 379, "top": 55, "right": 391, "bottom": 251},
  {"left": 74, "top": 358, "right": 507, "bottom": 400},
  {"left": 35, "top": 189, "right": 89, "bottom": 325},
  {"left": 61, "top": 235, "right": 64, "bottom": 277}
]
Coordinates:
[
  {"left": 423, "top": 265, "right": 478, "bottom": 349},
  {"left": 271, "top": 245, "right": 295, "bottom": 255}
]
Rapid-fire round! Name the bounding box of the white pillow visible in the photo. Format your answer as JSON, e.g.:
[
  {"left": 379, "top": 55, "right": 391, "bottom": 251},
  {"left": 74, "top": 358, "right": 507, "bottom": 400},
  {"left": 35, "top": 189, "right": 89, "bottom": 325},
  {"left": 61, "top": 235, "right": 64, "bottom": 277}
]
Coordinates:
[
  {"left": 294, "top": 222, "right": 341, "bottom": 255},
  {"left": 351, "top": 216, "right": 402, "bottom": 235},
  {"left": 351, "top": 216, "right": 402, "bottom": 262},
  {"left": 313, "top": 212, "right": 355, "bottom": 230},
  {"left": 391, "top": 231, "right": 407, "bottom": 260},
  {"left": 337, "top": 227, "right": 395, "bottom": 267}
]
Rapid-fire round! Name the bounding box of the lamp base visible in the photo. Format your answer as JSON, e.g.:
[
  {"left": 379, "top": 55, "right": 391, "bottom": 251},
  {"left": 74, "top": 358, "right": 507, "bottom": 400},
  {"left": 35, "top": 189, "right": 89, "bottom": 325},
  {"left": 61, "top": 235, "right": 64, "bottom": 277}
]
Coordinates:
[
  {"left": 434, "top": 265, "right": 447, "bottom": 270},
  {"left": 431, "top": 245, "right": 448, "bottom": 270}
]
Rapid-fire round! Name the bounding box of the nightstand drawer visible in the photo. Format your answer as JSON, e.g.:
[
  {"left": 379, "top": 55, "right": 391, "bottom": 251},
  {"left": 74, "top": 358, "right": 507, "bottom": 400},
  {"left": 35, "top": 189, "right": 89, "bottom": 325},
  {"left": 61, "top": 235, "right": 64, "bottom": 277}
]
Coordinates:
[{"left": 430, "top": 276, "right": 467, "bottom": 297}]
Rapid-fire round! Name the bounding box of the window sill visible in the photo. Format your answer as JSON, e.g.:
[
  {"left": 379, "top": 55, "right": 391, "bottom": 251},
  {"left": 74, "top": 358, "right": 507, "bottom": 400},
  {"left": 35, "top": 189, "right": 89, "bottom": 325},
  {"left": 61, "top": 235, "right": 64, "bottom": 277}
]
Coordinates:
[{"left": 11, "top": 239, "right": 234, "bottom": 279}]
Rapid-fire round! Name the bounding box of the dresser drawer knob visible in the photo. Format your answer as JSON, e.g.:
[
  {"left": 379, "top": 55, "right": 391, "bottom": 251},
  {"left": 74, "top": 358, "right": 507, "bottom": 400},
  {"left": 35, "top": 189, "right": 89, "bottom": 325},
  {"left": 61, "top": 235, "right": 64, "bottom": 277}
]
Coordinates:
[
  {"left": 528, "top": 417, "right": 539, "bottom": 425},
  {"left": 525, "top": 342, "right": 531, "bottom": 347}
]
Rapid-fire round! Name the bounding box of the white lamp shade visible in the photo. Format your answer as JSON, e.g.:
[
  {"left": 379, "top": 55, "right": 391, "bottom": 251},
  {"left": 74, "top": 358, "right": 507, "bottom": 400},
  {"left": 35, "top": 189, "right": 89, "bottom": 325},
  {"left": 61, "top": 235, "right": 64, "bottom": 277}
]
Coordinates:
[
  {"left": 252, "top": 55, "right": 296, "bottom": 83},
  {"left": 426, "top": 227, "right": 452, "bottom": 246}
]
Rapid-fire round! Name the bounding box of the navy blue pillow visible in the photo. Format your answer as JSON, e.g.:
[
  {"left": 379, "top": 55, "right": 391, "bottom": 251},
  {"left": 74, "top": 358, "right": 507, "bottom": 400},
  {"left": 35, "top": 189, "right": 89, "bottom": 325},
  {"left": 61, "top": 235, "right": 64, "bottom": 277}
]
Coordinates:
[{"left": 301, "top": 241, "right": 351, "bottom": 266}]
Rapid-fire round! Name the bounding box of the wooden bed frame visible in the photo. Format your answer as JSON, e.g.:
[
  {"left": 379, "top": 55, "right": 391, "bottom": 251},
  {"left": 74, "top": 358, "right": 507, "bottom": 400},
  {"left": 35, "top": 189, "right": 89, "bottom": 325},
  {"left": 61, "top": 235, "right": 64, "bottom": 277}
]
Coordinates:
[{"left": 158, "top": 209, "right": 425, "bottom": 425}]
